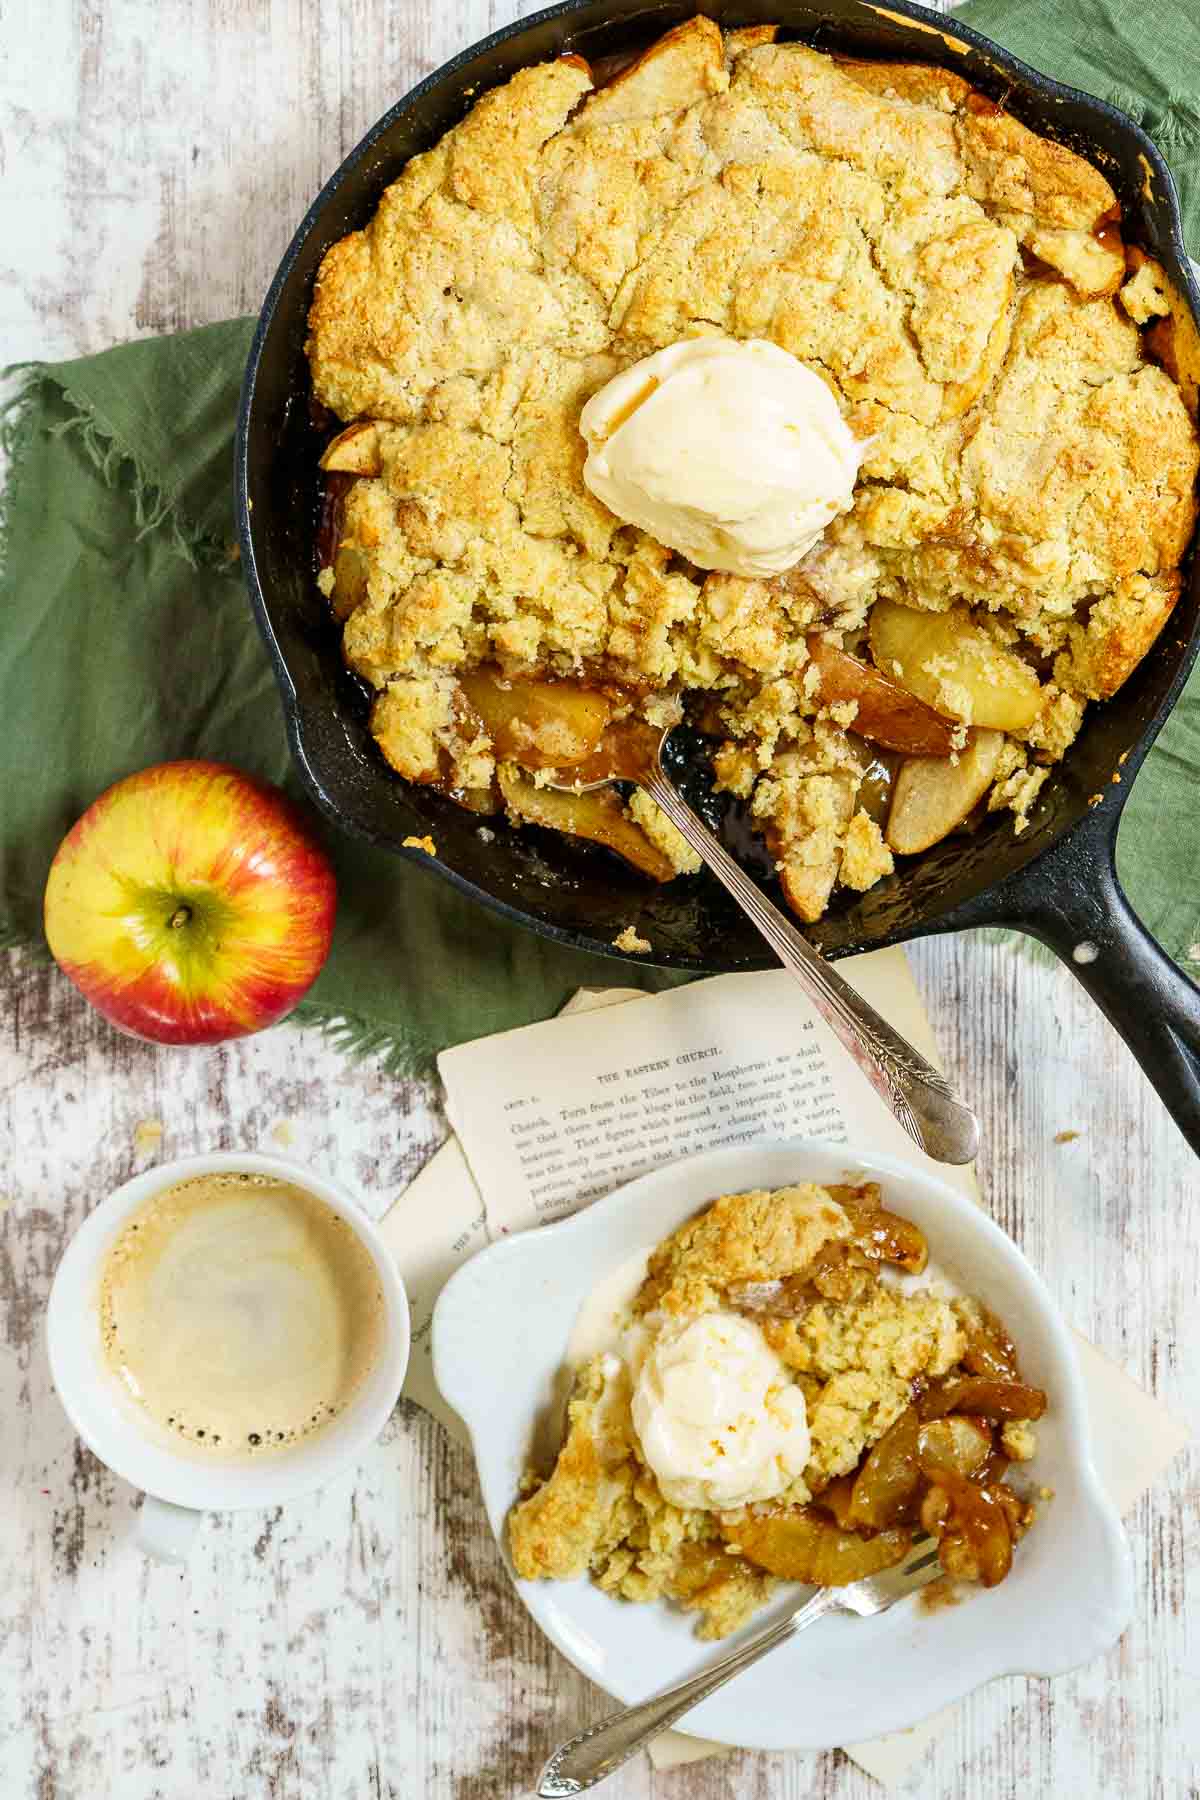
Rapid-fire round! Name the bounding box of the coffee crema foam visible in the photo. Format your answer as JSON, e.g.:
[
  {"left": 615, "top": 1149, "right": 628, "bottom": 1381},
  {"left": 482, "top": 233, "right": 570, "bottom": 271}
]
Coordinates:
[{"left": 98, "top": 1172, "right": 385, "bottom": 1456}]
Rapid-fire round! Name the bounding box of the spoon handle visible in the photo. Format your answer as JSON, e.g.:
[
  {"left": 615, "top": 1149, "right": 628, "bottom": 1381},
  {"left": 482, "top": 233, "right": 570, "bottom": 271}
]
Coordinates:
[
  {"left": 537, "top": 1591, "right": 835, "bottom": 1795},
  {"left": 640, "top": 764, "right": 979, "bottom": 1165}
]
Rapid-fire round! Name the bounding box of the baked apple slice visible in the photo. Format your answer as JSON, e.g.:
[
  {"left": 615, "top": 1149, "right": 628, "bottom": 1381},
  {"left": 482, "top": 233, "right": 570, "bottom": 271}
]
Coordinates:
[
  {"left": 916, "top": 1416, "right": 993, "bottom": 1479},
  {"left": 575, "top": 15, "right": 725, "bottom": 128},
  {"left": 921, "top": 1474, "right": 1024, "bottom": 1587},
  {"left": 460, "top": 669, "right": 612, "bottom": 770},
  {"left": 806, "top": 637, "right": 958, "bottom": 756},
  {"left": 869, "top": 599, "right": 1043, "bottom": 732},
  {"left": 832, "top": 1183, "right": 929, "bottom": 1274},
  {"left": 766, "top": 769, "right": 858, "bottom": 924},
  {"left": 319, "top": 421, "right": 382, "bottom": 476},
  {"left": 886, "top": 730, "right": 1004, "bottom": 856},
  {"left": 498, "top": 766, "right": 676, "bottom": 882},
  {"left": 727, "top": 1505, "right": 911, "bottom": 1586},
  {"left": 920, "top": 1376, "right": 1047, "bottom": 1423},
  {"left": 959, "top": 1302, "right": 1020, "bottom": 1379},
  {"left": 847, "top": 1405, "right": 921, "bottom": 1529}
]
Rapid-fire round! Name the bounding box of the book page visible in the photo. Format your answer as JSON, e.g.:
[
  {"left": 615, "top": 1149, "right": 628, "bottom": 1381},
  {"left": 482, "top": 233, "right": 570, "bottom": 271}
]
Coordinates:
[
  {"left": 379, "top": 987, "right": 640, "bottom": 1438},
  {"left": 438, "top": 948, "right": 976, "bottom": 1239}
]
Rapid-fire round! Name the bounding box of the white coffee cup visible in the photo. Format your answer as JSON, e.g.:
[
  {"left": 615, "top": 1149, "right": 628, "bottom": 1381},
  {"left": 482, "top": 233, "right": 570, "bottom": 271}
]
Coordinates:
[{"left": 46, "top": 1151, "right": 410, "bottom": 1562}]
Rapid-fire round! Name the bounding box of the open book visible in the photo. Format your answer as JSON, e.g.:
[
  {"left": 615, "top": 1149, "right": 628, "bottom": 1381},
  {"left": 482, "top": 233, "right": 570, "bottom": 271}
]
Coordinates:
[{"left": 440, "top": 950, "right": 974, "bottom": 1234}]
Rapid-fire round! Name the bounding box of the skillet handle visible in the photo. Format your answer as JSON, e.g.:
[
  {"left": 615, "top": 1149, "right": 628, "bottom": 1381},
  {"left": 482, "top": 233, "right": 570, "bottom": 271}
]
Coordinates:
[{"left": 1015, "top": 833, "right": 1200, "bottom": 1159}]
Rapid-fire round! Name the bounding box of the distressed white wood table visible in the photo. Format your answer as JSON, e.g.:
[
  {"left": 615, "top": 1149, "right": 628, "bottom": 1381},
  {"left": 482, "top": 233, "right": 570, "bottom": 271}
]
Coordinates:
[{"left": 2, "top": 5, "right": 1198, "bottom": 1797}]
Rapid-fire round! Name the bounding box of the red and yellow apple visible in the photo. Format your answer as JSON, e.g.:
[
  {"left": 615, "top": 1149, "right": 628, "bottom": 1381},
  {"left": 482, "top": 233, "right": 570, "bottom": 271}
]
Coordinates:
[{"left": 43, "top": 761, "right": 336, "bottom": 1045}]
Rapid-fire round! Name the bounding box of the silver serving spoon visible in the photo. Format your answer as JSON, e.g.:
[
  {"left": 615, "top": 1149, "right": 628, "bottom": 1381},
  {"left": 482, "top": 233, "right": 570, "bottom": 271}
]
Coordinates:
[{"left": 549, "top": 725, "right": 978, "bottom": 1165}]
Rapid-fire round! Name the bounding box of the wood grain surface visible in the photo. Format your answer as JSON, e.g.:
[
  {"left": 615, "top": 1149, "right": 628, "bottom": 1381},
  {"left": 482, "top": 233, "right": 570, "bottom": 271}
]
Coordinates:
[{"left": 2, "top": 4, "right": 1198, "bottom": 1797}]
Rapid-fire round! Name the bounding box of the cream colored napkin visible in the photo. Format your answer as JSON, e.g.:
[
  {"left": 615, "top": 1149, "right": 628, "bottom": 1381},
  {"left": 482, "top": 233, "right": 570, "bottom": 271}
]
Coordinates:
[{"left": 379, "top": 978, "right": 1188, "bottom": 1787}]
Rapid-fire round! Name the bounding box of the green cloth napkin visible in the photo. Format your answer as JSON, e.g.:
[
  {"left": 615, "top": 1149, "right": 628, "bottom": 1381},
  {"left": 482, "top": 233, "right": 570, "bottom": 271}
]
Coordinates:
[
  {"left": 0, "top": 325, "right": 685, "bottom": 1070},
  {"left": 2, "top": 0, "right": 1199, "bottom": 1072}
]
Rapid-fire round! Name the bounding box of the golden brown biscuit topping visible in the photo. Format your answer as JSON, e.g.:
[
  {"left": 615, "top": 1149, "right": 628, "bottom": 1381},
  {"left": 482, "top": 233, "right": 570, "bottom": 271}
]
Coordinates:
[
  {"left": 508, "top": 1180, "right": 1047, "bottom": 1637},
  {"left": 308, "top": 18, "right": 1198, "bottom": 916}
]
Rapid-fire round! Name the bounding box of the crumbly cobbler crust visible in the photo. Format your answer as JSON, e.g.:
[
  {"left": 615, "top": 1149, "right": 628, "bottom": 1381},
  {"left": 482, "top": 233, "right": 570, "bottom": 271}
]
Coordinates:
[
  {"left": 508, "top": 1182, "right": 1043, "bottom": 1638},
  {"left": 308, "top": 17, "right": 1198, "bottom": 913}
]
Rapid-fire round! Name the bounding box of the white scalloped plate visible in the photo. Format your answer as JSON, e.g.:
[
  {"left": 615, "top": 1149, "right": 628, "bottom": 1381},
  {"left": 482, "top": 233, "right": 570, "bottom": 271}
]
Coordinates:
[{"left": 432, "top": 1140, "right": 1131, "bottom": 1750}]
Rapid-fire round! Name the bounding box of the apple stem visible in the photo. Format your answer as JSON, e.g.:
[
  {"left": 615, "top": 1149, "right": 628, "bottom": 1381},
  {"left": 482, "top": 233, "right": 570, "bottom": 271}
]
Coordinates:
[{"left": 168, "top": 905, "right": 192, "bottom": 930}]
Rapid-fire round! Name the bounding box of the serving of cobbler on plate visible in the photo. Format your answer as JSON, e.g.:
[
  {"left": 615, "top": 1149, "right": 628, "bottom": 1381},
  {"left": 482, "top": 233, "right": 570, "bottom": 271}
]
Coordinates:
[
  {"left": 507, "top": 1180, "right": 1046, "bottom": 1638},
  {"left": 306, "top": 15, "right": 1198, "bottom": 924}
]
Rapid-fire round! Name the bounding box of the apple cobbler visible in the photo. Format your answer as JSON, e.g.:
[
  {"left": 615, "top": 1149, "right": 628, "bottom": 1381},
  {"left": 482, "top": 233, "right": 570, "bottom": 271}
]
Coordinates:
[
  {"left": 507, "top": 1182, "right": 1046, "bottom": 1638},
  {"left": 307, "top": 16, "right": 1199, "bottom": 922}
]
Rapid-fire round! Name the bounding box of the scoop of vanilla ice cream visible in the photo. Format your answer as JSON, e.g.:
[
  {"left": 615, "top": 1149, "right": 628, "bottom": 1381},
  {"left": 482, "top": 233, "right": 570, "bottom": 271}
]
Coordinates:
[
  {"left": 580, "top": 337, "right": 863, "bottom": 578},
  {"left": 629, "top": 1311, "right": 810, "bottom": 1510}
]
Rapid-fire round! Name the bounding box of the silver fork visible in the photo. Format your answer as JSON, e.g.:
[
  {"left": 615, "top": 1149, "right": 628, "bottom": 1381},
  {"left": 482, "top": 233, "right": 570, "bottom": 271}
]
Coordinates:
[
  {"left": 548, "top": 725, "right": 978, "bottom": 1165},
  {"left": 537, "top": 1538, "right": 943, "bottom": 1795}
]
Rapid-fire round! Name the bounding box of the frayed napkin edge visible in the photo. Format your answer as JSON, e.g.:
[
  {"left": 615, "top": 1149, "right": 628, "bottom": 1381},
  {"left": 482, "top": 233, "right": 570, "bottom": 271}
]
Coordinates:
[{"left": 1, "top": 362, "right": 233, "bottom": 577}]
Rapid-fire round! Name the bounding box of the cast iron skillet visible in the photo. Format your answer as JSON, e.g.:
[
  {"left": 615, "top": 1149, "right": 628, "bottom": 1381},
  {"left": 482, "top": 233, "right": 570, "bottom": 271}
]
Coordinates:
[{"left": 236, "top": 0, "right": 1200, "bottom": 1155}]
